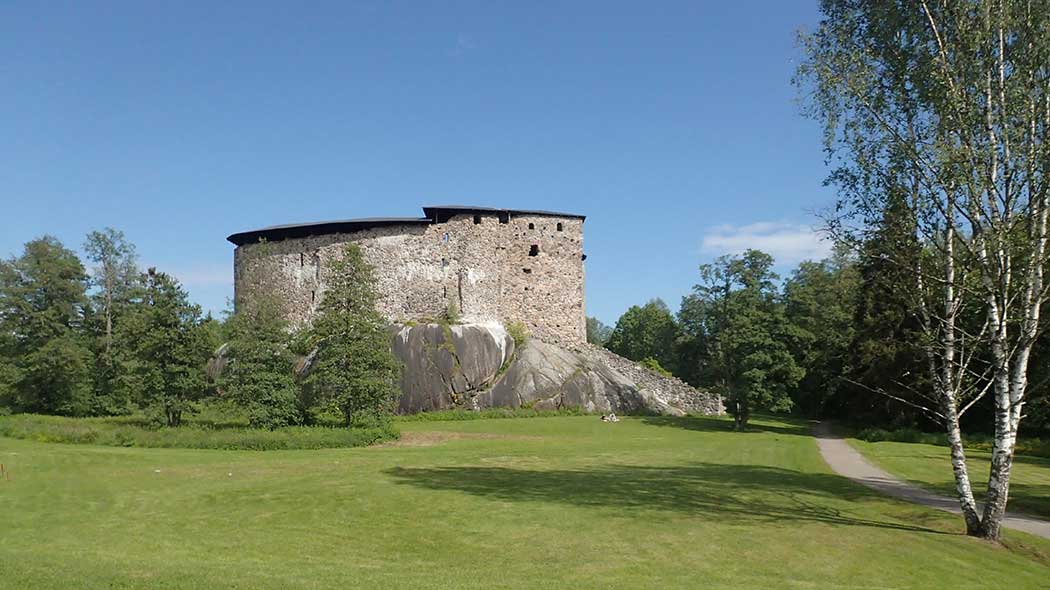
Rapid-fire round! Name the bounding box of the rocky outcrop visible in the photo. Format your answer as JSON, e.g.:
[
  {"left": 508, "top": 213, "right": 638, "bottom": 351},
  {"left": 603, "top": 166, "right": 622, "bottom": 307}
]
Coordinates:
[
  {"left": 390, "top": 323, "right": 722, "bottom": 416},
  {"left": 391, "top": 323, "right": 515, "bottom": 413},
  {"left": 475, "top": 339, "right": 643, "bottom": 414}
]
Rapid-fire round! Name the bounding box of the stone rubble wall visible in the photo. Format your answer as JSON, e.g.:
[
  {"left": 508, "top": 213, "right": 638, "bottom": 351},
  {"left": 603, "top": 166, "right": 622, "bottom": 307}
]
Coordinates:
[
  {"left": 234, "top": 212, "right": 586, "bottom": 344},
  {"left": 579, "top": 345, "right": 725, "bottom": 415}
]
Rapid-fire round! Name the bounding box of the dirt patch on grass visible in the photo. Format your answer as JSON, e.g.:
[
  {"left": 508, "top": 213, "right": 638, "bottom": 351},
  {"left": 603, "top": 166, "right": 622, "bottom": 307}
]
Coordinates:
[{"left": 374, "top": 431, "right": 540, "bottom": 448}]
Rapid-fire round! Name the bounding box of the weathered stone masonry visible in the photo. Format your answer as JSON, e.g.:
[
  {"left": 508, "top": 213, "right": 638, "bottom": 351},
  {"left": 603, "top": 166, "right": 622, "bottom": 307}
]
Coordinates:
[{"left": 229, "top": 206, "right": 587, "bottom": 344}]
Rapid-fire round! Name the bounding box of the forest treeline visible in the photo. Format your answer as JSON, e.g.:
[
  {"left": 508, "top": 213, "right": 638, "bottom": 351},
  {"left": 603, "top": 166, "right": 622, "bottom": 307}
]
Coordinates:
[
  {"left": 0, "top": 230, "right": 399, "bottom": 429},
  {"left": 591, "top": 233, "right": 1050, "bottom": 435}
]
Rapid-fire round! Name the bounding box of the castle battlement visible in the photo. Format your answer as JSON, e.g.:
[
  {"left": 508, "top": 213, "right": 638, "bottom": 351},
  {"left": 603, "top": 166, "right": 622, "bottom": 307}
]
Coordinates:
[{"left": 229, "top": 206, "right": 586, "bottom": 344}]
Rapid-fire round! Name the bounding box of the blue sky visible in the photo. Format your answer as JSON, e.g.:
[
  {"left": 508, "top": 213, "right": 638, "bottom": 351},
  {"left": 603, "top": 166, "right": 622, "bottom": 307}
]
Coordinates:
[{"left": 1, "top": 1, "right": 833, "bottom": 325}]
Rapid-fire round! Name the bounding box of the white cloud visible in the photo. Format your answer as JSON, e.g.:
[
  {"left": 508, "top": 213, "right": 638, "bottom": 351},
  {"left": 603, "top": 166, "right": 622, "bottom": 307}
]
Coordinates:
[{"left": 700, "top": 221, "right": 831, "bottom": 265}]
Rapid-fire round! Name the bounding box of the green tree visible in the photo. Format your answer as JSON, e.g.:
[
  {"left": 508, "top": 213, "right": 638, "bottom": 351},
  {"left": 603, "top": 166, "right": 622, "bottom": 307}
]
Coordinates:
[
  {"left": 782, "top": 248, "right": 860, "bottom": 418},
  {"left": 116, "top": 268, "right": 212, "bottom": 426},
  {"left": 841, "top": 198, "right": 931, "bottom": 427},
  {"left": 301, "top": 245, "right": 400, "bottom": 426},
  {"left": 83, "top": 228, "right": 140, "bottom": 414},
  {"left": 687, "top": 250, "right": 803, "bottom": 430},
  {"left": 606, "top": 299, "right": 680, "bottom": 373},
  {"left": 221, "top": 294, "right": 300, "bottom": 429},
  {"left": 585, "top": 316, "right": 613, "bottom": 346},
  {"left": 0, "top": 237, "right": 93, "bottom": 415},
  {"left": 799, "top": 0, "right": 1050, "bottom": 539}
]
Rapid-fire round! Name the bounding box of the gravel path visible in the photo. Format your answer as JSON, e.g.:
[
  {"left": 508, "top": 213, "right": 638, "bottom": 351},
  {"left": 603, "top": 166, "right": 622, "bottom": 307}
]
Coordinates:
[{"left": 813, "top": 422, "right": 1050, "bottom": 539}]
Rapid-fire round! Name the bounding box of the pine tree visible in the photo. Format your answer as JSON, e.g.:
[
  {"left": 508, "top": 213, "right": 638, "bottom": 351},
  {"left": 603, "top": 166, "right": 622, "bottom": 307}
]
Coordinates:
[
  {"left": 221, "top": 294, "right": 300, "bottom": 429},
  {"left": 0, "top": 237, "right": 93, "bottom": 415},
  {"left": 116, "top": 268, "right": 211, "bottom": 426},
  {"left": 301, "top": 244, "right": 400, "bottom": 426}
]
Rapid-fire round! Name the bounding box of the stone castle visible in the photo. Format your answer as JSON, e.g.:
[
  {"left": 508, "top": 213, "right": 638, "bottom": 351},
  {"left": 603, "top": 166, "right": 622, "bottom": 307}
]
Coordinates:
[
  {"left": 228, "top": 206, "right": 586, "bottom": 344},
  {"left": 227, "top": 205, "right": 723, "bottom": 417}
]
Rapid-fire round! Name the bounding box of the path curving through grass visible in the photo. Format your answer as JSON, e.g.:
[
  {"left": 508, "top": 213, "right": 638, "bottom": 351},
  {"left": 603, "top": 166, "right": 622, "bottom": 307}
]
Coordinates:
[
  {"left": 814, "top": 422, "right": 1050, "bottom": 540},
  {"left": 1, "top": 415, "right": 1048, "bottom": 588}
]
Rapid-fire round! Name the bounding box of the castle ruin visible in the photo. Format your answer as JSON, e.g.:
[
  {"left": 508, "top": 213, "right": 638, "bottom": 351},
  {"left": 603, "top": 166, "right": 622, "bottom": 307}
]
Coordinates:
[{"left": 228, "top": 206, "right": 586, "bottom": 344}]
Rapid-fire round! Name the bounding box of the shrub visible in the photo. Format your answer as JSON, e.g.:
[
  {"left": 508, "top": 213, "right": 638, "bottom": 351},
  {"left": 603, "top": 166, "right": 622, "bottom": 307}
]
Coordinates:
[
  {"left": 0, "top": 413, "right": 398, "bottom": 450},
  {"left": 855, "top": 426, "right": 1050, "bottom": 459},
  {"left": 640, "top": 357, "right": 673, "bottom": 377},
  {"left": 505, "top": 321, "right": 529, "bottom": 349},
  {"left": 444, "top": 301, "right": 461, "bottom": 325}
]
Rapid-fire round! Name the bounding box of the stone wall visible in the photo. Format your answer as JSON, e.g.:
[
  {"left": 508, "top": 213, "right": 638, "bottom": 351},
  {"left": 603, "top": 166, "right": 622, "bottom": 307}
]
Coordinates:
[{"left": 233, "top": 212, "right": 586, "bottom": 344}]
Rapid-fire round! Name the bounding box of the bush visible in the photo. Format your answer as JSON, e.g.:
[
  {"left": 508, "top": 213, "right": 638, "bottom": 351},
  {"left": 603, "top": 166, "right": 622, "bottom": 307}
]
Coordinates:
[
  {"left": 444, "top": 301, "right": 461, "bottom": 325},
  {"left": 855, "top": 426, "right": 1050, "bottom": 459},
  {"left": 640, "top": 357, "right": 673, "bottom": 377},
  {"left": 0, "top": 413, "right": 398, "bottom": 450},
  {"left": 505, "top": 321, "right": 529, "bottom": 349}
]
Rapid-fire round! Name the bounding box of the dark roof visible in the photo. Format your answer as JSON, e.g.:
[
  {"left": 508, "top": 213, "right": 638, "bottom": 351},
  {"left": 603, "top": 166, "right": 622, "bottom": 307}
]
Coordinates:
[
  {"left": 226, "top": 217, "right": 430, "bottom": 246},
  {"left": 422, "top": 205, "right": 586, "bottom": 221},
  {"left": 227, "top": 206, "right": 585, "bottom": 246}
]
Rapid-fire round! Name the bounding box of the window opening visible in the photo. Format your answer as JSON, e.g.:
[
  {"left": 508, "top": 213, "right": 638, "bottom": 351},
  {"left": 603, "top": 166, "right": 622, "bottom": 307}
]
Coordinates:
[
  {"left": 473, "top": 215, "right": 481, "bottom": 225},
  {"left": 529, "top": 244, "right": 539, "bottom": 257},
  {"left": 557, "top": 223, "right": 563, "bottom": 231}
]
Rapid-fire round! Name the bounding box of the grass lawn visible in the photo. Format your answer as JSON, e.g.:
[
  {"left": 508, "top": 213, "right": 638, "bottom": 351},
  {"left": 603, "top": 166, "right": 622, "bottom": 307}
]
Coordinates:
[
  {"left": 850, "top": 437, "right": 1050, "bottom": 521},
  {"left": 2, "top": 415, "right": 1048, "bottom": 589}
]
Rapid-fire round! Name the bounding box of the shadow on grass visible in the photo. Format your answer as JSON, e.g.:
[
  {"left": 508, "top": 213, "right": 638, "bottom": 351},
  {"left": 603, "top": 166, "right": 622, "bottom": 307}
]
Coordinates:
[
  {"left": 639, "top": 414, "right": 812, "bottom": 437},
  {"left": 386, "top": 462, "right": 947, "bottom": 534}
]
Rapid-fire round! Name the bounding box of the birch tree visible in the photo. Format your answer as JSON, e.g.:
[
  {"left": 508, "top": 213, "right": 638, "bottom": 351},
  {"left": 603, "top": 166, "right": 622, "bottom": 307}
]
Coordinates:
[
  {"left": 83, "top": 228, "right": 139, "bottom": 359},
  {"left": 799, "top": 0, "right": 1050, "bottom": 540}
]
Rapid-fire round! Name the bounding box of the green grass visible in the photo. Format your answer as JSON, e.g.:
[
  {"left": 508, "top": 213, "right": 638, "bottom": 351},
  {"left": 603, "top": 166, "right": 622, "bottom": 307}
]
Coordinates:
[
  {"left": 850, "top": 436, "right": 1050, "bottom": 521},
  {"left": 0, "top": 413, "right": 398, "bottom": 450},
  {"left": 1, "top": 415, "right": 1048, "bottom": 589}
]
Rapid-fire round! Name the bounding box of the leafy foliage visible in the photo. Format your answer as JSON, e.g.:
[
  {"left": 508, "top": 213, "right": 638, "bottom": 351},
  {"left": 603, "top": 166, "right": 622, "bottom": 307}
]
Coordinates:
[
  {"left": 606, "top": 299, "right": 680, "bottom": 373},
  {"left": 115, "top": 268, "right": 213, "bottom": 426},
  {"left": 221, "top": 294, "right": 300, "bottom": 429},
  {"left": 681, "top": 250, "right": 803, "bottom": 430},
  {"left": 301, "top": 244, "right": 401, "bottom": 425},
  {"left": 83, "top": 228, "right": 141, "bottom": 415},
  {"left": 0, "top": 236, "right": 93, "bottom": 415},
  {"left": 641, "top": 357, "right": 673, "bottom": 378},
  {"left": 505, "top": 320, "right": 529, "bottom": 349},
  {"left": 0, "top": 413, "right": 397, "bottom": 450},
  {"left": 585, "top": 316, "right": 612, "bottom": 346},
  {"left": 781, "top": 248, "right": 859, "bottom": 419}
]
